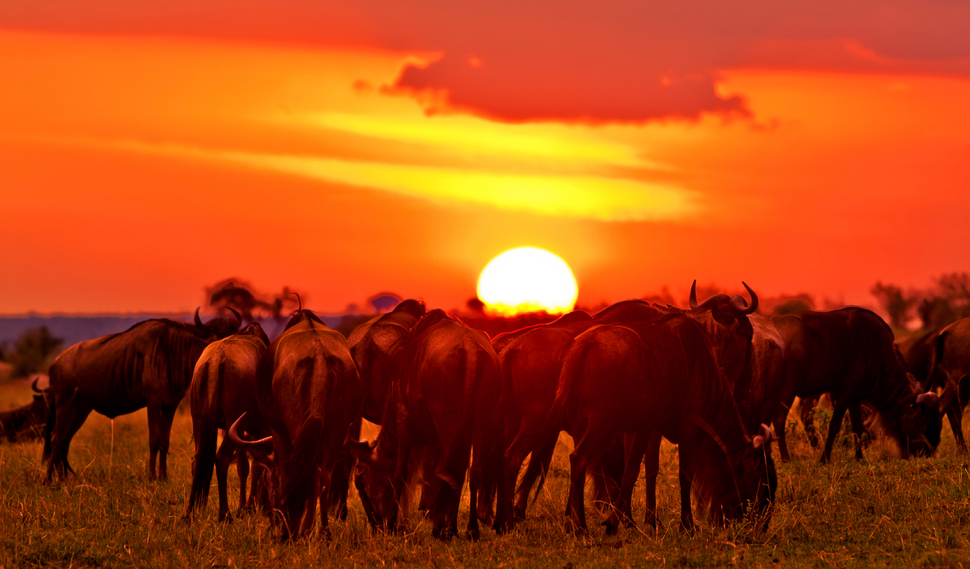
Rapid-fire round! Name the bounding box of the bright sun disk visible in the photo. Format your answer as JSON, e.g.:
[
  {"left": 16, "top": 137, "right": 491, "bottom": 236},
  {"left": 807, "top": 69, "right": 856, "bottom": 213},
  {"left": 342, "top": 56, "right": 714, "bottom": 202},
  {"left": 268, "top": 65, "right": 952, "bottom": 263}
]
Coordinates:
[{"left": 477, "top": 247, "right": 578, "bottom": 317}]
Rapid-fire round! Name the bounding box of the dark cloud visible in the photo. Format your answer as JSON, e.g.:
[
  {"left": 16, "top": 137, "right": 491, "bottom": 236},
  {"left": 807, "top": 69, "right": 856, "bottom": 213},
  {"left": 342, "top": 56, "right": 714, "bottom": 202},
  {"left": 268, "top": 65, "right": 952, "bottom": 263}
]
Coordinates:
[{"left": 3, "top": 0, "right": 969, "bottom": 123}]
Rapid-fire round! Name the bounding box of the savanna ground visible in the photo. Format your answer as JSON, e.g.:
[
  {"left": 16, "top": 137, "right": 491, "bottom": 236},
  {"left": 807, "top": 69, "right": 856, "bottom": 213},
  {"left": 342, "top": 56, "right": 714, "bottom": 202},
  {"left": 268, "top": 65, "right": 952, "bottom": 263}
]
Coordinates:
[{"left": 2, "top": 377, "right": 970, "bottom": 568}]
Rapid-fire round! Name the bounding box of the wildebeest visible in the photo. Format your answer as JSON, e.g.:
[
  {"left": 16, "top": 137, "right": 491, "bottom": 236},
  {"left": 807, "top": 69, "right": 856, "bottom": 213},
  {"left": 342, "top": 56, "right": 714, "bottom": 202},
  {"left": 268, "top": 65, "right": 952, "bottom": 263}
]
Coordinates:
[
  {"left": 43, "top": 309, "right": 242, "bottom": 481},
  {"left": 553, "top": 311, "right": 777, "bottom": 534},
  {"left": 931, "top": 317, "right": 970, "bottom": 451},
  {"left": 768, "top": 307, "right": 939, "bottom": 462},
  {"left": 350, "top": 309, "right": 502, "bottom": 539},
  {"left": 183, "top": 322, "right": 270, "bottom": 522},
  {"left": 607, "top": 283, "right": 767, "bottom": 532},
  {"left": 1, "top": 378, "right": 51, "bottom": 443},
  {"left": 492, "top": 310, "right": 618, "bottom": 532},
  {"left": 232, "top": 309, "right": 362, "bottom": 540}
]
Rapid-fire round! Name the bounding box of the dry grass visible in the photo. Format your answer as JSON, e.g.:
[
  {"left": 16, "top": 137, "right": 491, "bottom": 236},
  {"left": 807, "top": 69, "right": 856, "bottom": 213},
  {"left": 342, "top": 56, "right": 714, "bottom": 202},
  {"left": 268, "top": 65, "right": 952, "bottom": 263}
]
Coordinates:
[{"left": 2, "top": 378, "right": 970, "bottom": 567}]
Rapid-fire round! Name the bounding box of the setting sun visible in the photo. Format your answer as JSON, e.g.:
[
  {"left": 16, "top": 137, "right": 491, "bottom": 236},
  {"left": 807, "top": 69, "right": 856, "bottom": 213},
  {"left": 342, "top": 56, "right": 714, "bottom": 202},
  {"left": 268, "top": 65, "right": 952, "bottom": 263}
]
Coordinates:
[{"left": 476, "top": 247, "right": 579, "bottom": 317}]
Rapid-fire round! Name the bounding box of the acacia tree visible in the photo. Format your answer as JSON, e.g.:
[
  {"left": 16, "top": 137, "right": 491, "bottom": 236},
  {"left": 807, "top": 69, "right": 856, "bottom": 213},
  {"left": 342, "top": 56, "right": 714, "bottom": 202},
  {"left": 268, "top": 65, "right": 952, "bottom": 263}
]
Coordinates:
[
  {"left": 2, "top": 326, "right": 63, "bottom": 378},
  {"left": 871, "top": 282, "right": 915, "bottom": 328}
]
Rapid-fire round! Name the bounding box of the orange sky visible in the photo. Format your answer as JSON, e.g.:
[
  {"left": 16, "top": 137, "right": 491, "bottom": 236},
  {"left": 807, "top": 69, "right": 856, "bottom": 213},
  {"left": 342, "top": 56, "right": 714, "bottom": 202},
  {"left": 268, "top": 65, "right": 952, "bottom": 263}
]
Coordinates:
[{"left": 1, "top": 2, "right": 969, "bottom": 315}]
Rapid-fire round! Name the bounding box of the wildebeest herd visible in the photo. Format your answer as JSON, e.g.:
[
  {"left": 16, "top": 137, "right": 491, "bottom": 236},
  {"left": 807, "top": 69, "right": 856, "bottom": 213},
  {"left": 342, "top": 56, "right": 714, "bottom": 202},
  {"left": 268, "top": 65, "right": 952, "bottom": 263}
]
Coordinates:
[{"left": 4, "top": 282, "right": 964, "bottom": 543}]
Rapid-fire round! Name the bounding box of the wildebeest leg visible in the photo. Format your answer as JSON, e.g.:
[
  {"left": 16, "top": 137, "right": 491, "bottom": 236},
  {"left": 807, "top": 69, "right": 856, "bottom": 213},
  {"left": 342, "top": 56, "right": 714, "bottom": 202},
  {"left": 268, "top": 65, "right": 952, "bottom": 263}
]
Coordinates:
[
  {"left": 392, "top": 427, "right": 415, "bottom": 533},
  {"left": 327, "top": 417, "right": 360, "bottom": 522},
  {"left": 848, "top": 404, "right": 865, "bottom": 460},
  {"left": 677, "top": 445, "right": 695, "bottom": 533},
  {"left": 604, "top": 432, "right": 647, "bottom": 534},
  {"left": 820, "top": 400, "right": 850, "bottom": 464},
  {"left": 513, "top": 431, "right": 558, "bottom": 521},
  {"left": 155, "top": 404, "right": 178, "bottom": 480},
  {"left": 214, "top": 438, "right": 235, "bottom": 522},
  {"left": 772, "top": 398, "right": 794, "bottom": 463},
  {"left": 495, "top": 425, "right": 540, "bottom": 532},
  {"left": 318, "top": 469, "right": 333, "bottom": 540},
  {"left": 47, "top": 392, "right": 93, "bottom": 482},
  {"left": 235, "top": 448, "right": 250, "bottom": 516},
  {"left": 566, "top": 425, "right": 611, "bottom": 535},
  {"left": 940, "top": 380, "right": 965, "bottom": 452},
  {"left": 467, "top": 459, "right": 482, "bottom": 540},
  {"left": 800, "top": 397, "right": 821, "bottom": 449},
  {"left": 298, "top": 473, "right": 319, "bottom": 539},
  {"left": 642, "top": 431, "right": 663, "bottom": 530}
]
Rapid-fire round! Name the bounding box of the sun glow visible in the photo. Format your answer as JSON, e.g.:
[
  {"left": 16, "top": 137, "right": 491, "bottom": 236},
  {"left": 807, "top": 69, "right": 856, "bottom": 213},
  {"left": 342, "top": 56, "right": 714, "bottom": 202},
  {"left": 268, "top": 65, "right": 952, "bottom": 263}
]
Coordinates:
[{"left": 477, "top": 248, "right": 578, "bottom": 317}]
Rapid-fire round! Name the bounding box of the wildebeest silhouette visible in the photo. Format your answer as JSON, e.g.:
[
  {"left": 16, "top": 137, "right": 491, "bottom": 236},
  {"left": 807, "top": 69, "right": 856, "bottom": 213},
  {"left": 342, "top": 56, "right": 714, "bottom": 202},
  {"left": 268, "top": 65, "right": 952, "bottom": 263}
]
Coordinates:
[
  {"left": 350, "top": 309, "right": 502, "bottom": 539},
  {"left": 552, "top": 310, "right": 776, "bottom": 534},
  {"left": 43, "top": 309, "right": 241, "bottom": 481},
  {"left": 183, "top": 322, "right": 270, "bottom": 522},
  {"left": 235, "top": 309, "right": 362, "bottom": 541},
  {"left": 768, "top": 307, "right": 939, "bottom": 462}
]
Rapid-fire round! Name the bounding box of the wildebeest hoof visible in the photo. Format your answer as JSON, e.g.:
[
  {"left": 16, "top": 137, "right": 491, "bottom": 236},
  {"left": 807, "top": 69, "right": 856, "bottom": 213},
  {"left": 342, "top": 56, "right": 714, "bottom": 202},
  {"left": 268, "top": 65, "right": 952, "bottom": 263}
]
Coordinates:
[{"left": 603, "top": 522, "right": 618, "bottom": 536}]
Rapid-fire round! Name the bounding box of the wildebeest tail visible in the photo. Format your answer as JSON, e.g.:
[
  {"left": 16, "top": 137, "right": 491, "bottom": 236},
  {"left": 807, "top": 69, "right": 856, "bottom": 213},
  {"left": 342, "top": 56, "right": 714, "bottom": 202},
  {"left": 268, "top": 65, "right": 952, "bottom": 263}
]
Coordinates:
[
  {"left": 42, "top": 369, "right": 57, "bottom": 463},
  {"left": 186, "top": 360, "right": 222, "bottom": 515}
]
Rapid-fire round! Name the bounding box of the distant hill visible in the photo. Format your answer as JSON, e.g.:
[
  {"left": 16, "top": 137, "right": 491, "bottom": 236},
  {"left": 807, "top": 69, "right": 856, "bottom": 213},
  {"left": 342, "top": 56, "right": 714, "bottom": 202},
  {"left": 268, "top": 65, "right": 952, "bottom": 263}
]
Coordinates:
[{"left": 0, "top": 313, "right": 349, "bottom": 349}]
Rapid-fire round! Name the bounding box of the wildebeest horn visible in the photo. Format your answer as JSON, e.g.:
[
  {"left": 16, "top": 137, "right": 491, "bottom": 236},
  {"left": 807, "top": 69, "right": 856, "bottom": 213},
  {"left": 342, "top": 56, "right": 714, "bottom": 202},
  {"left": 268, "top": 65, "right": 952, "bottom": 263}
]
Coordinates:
[
  {"left": 227, "top": 413, "right": 274, "bottom": 453},
  {"left": 194, "top": 307, "right": 204, "bottom": 328},
  {"left": 730, "top": 282, "right": 759, "bottom": 315},
  {"left": 31, "top": 376, "right": 42, "bottom": 393},
  {"left": 227, "top": 306, "right": 242, "bottom": 328},
  {"left": 689, "top": 280, "right": 699, "bottom": 309}
]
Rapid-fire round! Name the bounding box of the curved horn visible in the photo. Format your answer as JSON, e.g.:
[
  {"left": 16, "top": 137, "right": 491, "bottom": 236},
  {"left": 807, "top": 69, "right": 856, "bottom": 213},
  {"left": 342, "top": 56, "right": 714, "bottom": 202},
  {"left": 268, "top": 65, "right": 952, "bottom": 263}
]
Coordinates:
[
  {"left": 227, "top": 306, "right": 242, "bottom": 328},
  {"left": 730, "top": 281, "right": 759, "bottom": 315},
  {"left": 194, "top": 307, "right": 204, "bottom": 328},
  {"left": 294, "top": 292, "right": 303, "bottom": 313},
  {"left": 227, "top": 413, "right": 274, "bottom": 452},
  {"left": 689, "top": 280, "right": 698, "bottom": 309},
  {"left": 31, "top": 376, "right": 42, "bottom": 393}
]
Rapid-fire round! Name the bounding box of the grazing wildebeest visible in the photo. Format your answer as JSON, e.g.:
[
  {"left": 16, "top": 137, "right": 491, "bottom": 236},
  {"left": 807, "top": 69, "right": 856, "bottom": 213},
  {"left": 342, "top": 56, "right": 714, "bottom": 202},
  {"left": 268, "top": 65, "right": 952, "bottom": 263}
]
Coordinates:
[
  {"left": 1, "top": 378, "right": 51, "bottom": 443},
  {"left": 233, "top": 309, "right": 362, "bottom": 540},
  {"left": 769, "top": 307, "right": 939, "bottom": 463},
  {"left": 931, "top": 317, "right": 970, "bottom": 451},
  {"left": 492, "top": 310, "right": 638, "bottom": 533},
  {"left": 554, "top": 312, "right": 776, "bottom": 534},
  {"left": 607, "top": 283, "right": 765, "bottom": 532},
  {"left": 350, "top": 310, "right": 502, "bottom": 539},
  {"left": 43, "top": 309, "right": 242, "bottom": 481},
  {"left": 183, "top": 322, "right": 270, "bottom": 522}
]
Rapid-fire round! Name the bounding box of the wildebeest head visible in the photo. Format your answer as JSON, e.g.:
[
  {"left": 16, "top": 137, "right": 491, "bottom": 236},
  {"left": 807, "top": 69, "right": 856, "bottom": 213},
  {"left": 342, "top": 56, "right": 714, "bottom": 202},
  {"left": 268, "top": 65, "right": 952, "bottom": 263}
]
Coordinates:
[
  {"left": 689, "top": 281, "right": 760, "bottom": 390},
  {"left": 193, "top": 307, "right": 242, "bottom": 339},
  {"left": 742, "top": 424, "right": 778, "bottom": 529},
  {"left": 694, "top": 419, "right": 777, "bottom": 531},
  {"left": 348, "top": 439, "right": 397, "bottom": 529}
]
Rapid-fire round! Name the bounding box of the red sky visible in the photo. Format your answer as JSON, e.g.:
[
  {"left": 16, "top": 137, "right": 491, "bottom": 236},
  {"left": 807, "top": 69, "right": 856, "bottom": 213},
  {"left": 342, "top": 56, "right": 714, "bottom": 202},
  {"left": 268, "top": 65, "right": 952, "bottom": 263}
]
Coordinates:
[{"left": 1, "top": 1, "right": 969, "bottom": 315}]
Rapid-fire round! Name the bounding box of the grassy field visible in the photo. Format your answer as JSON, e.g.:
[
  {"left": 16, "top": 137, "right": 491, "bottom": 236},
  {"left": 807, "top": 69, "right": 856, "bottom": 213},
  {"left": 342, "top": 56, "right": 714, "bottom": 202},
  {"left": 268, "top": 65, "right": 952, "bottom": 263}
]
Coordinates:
[{"left": 2, "top": 377, "right": 970, "bottom": 568}]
